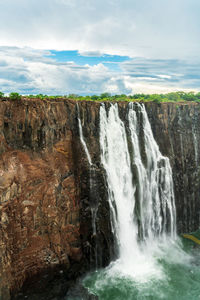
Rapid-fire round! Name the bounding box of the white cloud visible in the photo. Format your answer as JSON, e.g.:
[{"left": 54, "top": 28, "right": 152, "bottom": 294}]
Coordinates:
[
  {"left": 0, "top": 0, "right": 199, "bottom": 59},
  {"left": 0, "top": 47, "right": 130, "bottom": 94},
  {"left": 0, "top": 47, "right": 200, "bottom": 95},
  {"left": 1, "top": 0, "right": 199, "bottom": 94},
  {"left": 158, "top": 75, "right": 172, "bottom": 79},
  {"left": 124, "top": 77, "right": 197, "bottom": 95},
  {"left": 78, "top": 50, "right": 104, "bottom": 57}
]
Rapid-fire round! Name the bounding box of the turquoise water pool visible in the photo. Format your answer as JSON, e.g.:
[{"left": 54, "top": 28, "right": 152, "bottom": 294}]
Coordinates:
[{"left": 83, "top": 240, "right": 200, "bottom": 300}]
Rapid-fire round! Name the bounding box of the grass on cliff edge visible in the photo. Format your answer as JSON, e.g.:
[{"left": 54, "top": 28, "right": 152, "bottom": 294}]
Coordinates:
[{"left": 1, "top": 91, "right": 200, "bottom": 103}]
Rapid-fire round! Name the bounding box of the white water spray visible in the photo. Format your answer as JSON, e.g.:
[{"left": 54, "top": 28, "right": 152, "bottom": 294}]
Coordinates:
[{"left": 99, "top": 103, "right": 177, "bottom": 280}]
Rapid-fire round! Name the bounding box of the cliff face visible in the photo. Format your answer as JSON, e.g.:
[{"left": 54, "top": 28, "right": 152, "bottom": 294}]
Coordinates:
[
  {"left": 144, "top": 102, "right": 200, "bottom": 233},
  {"left": 0, "top": 99, "right": 114, "bottom": 299},
  {"left": 0, "top": 99, "right": 199, "bottom": 299},
  {"left": 0, "top": 99, "right": 81, "bottom": 299}
]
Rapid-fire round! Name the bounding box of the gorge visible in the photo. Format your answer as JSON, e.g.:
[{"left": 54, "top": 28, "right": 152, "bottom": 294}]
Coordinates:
[{"left": 0, "top": 98, "right": 200, "bottom": 299}]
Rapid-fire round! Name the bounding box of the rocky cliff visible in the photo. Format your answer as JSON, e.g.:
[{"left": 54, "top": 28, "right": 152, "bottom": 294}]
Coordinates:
[
  {"left": 0, "top": 98, "right": 199, "bottom": 299},
  {"left": 145, "top": 102, "right": 200, "bottom": 233}
]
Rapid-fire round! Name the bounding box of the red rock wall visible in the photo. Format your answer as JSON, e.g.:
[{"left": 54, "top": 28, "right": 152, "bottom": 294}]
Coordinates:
[{"left": 0, "top": 99, "right": 82, "bottom": 299}]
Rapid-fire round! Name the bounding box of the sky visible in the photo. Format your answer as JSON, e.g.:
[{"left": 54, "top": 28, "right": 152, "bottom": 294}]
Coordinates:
[{"left": 0, "top": 0, "right": 200, "bottom": 95}]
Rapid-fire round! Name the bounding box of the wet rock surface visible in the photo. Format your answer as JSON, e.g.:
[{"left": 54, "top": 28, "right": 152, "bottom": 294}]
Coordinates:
[
  {"left": 0, "top": 98, "right": 199, "bottom": 298},
  {"left": 144, "top": 102, "right": 200, "bottom": 233},
  {"left": 65, "top": 279, "right": 99, "bottom": 300}
]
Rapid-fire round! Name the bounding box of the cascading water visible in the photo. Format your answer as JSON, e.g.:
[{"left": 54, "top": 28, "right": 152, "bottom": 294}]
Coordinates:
[
  {"left": 98, "top": 103, "right": 177, "bottom": 280},
  {"left": 192, "top": 124, "right": 198, "bottom": 166},
  {"left": 128, "top": 103, "right": 176, "bottom": 240},
  {"left": 100, "top": 103, "right": 138, "bottom": 266},
  {"left": 77, "top": 104, "right": 99, "bottom": 268},
  {"left": 82, "top": 102, "right": 199, "bottom": 300},
  {"left": 77, "top": 103, "right": 92, "bottom": 166}
]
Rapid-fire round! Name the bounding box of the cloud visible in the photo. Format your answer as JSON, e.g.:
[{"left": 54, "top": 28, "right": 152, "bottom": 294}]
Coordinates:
[
  {"left": 0, "top": 47, "right": 199, "bottom": 95},
  {"left": 0, "top": 0, "right": 199, "bottom": 94},
  {"left": 78, "top": 51, "right": 104, "bottom": 57},
  {"left": 0, "top": 0, "right": 199, "bottom": 59},
  {"left": 0, "top": 47, "right": 131, "bottom": 94},
  {"left": 121, "top": 57, "right": 200, "bottom": 89}
]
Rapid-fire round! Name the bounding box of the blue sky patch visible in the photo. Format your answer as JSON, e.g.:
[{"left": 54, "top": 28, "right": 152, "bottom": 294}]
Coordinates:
[{"left": 49, "top": 50, "right": 130, "bottom": 69}]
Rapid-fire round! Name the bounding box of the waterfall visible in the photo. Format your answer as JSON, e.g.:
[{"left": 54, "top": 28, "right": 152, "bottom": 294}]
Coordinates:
[
  {"left": 100, "top": 103, "right": 138, "bottom": 262},
  {"left": 192, "top": 125, "right": 198, "bottom": 165},
  {"left": 77, "top": 104, "right": 98, "bottom": 267},
  {"left": 77, "top": 103, "right": 92, "bottom": 166},
  {"left": 128, "top": 103, "right": 176, "bottom": 240},
  {"left": 99, "top": 103, "right": 177, "bottom": 279}
]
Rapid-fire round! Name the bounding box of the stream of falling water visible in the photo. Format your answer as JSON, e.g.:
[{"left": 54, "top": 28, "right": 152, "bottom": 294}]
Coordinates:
[
  {"left": 77, "top": 104, "right": 98, "bottom": 268},
  {"left": 128, "top": 103, "right": 176, "bottom": 240},
  {"left": 78, "top": 103, "right": 200, "bottom": 300},
  {"left": 77, "top": 103, "right": 92, "bottom": 166},
  {"left": 97, "top": 103, "right": 178, "bottom": 280}
]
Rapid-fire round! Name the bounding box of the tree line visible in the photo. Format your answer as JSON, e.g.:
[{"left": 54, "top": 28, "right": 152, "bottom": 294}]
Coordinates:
[{"left": 1, "top": 91, "right": 200, "bottom": 103}]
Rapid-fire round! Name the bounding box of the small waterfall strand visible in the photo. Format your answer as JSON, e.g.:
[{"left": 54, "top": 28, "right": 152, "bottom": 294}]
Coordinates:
[
  {"left": 77, "top": 103, "right": 92, "bottom": 165},
  {"left": 77, "top": 104, "right": 98, "bottom": 267}
]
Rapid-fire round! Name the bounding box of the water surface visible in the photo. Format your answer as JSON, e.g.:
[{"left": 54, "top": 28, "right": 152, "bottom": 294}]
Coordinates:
[{"left": 83, "top": 241, "right": 200, "bottom": 300}]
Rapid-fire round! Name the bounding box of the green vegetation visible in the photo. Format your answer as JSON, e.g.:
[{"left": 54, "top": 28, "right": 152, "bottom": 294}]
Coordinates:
[
  {"left": 9, "top": 92, "right": 21, "bottom": 101},
  {"left": 52, "top": 91, "right": 200, "bottom": 103},
  {"left": 1, "top": 91, "right": 200, "bottom": 103}
]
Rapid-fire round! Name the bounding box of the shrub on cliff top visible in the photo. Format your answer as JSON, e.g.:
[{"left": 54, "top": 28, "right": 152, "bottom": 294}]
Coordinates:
[
  {"left": 0, "top": 92, "right": 4, "bottom": 98},
  {"left": 36, "top": 94, "right": 46, "bottom": 100},
  {"left": 9, "top": 92, "right": 21, "bottom": 101}
]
